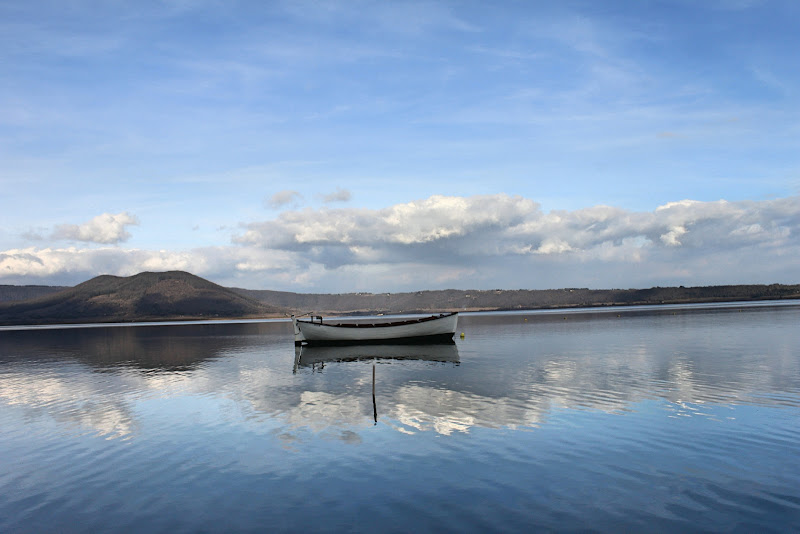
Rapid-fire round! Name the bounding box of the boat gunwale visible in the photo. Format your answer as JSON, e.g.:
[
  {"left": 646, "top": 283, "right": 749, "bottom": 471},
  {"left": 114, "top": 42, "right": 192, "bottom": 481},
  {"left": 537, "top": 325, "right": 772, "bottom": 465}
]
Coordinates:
[
  {"left": 296, "top": 333, "right": 457, "bottom": 346},
  {"left": 295, "top": 312, "right": 458, "bottom": 329}
]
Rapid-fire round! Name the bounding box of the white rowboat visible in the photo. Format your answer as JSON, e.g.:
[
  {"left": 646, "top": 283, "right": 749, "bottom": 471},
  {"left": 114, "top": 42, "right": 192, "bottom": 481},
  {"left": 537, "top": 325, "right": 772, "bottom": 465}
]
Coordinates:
[{"left": 292, "top": 312, "right": 458, "bottom": 346}]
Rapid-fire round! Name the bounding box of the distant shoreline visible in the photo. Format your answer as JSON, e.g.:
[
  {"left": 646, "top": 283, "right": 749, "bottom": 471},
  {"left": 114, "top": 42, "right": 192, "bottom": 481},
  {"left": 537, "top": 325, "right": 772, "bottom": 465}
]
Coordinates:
[
  {"left": 1, "top": 273, "right": 798, "bottom": 327},
  {"left": 445, "top": 293, "right": 800, "bottom": 313},
  {"left": 2, "top": 295, "right": 797, "bottom": 329}
]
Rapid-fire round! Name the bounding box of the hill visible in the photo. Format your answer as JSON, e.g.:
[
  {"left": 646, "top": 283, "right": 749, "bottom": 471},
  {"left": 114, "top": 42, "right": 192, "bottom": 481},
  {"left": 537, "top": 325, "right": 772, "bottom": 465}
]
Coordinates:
[
  {"left": 0, "top": 284, "right": 68, "bottom": 302},
  {"left": 0, "top": 271, "right": 282, "bottom": 325}
]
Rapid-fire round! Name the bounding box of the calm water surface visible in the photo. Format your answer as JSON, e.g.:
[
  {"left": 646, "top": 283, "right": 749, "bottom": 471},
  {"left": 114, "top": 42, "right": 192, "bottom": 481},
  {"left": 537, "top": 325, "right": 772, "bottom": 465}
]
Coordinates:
[{"left": 1, "top": 302, "right": 799, "bottom": 532}]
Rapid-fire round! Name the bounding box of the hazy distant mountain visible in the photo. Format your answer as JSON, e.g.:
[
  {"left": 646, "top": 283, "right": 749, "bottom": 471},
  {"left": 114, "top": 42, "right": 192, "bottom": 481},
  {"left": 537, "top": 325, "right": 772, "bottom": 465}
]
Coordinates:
[{"left": 0, "top": 271, "right": 281, "bottom": 325}]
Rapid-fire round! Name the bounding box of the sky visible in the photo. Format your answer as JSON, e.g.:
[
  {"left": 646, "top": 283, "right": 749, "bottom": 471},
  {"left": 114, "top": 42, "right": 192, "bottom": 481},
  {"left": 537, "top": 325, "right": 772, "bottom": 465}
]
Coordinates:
[{"left": 1, "top": 0, "right": 798, "bottom": 292}]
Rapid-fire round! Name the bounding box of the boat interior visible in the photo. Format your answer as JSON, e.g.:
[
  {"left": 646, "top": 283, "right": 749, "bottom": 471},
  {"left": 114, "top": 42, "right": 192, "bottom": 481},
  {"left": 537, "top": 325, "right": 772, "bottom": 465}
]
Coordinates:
[{"left": 299, "top": 312, "right": 456, "bottom": 328}]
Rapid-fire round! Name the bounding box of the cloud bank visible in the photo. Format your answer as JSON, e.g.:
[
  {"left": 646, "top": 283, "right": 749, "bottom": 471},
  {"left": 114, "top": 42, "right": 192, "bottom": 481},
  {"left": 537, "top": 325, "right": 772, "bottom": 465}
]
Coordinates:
[
  {"left": 235, "top": 194, "right": 799, "bottom": 264},
  {"left": 2, "top": 195, "right": 798, "bottom": 291}
]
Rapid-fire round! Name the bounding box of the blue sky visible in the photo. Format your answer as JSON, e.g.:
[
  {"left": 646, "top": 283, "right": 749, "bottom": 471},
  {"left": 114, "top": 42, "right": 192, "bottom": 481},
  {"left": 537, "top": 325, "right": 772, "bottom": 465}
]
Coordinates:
[{"left": 1, "top": 0, "right": 798, "bottom": 291}]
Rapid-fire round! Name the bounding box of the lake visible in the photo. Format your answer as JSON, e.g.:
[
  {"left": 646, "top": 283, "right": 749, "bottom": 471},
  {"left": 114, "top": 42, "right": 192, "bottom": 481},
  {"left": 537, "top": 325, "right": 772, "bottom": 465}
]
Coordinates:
[{"left": 1, "top": 302, "right": 799, "bottom": 532}]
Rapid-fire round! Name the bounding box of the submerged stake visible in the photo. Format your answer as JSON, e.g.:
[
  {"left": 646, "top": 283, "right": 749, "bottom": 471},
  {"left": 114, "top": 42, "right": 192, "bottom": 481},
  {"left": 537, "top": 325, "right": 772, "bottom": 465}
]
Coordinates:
[{"left": 372, "top": 361, "right": 377, "bottom": 424}]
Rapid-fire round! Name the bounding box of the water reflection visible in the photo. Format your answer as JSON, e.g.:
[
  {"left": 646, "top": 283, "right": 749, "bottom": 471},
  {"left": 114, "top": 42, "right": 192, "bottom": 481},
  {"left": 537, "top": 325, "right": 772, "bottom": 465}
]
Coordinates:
[
  {"left": 1, "top": 307, "right": 798, "bottom": 441},
  {"left": 0, "top": 321, "right": 287, "bottom": 370},
  {"left": 281, "top": 307, "right": 800, "bottom": 436},
  {"left": 1, "top": 307, "right": 798, "bottom": 532},
  {"left": 292, "top": 343, "right": 461, "bottom": 427},
  {"left": 294, "top": 342, "right": 460, "bottom": 370},
  {"left": 0, "top": 322, "right": 290, "bottom": 439}
]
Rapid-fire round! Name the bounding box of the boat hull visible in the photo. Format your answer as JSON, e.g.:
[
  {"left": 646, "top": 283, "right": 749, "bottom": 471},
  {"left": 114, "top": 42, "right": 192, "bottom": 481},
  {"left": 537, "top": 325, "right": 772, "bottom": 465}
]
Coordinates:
[{"left": 293, "top": 313, "right": 458, "bottom": 346}]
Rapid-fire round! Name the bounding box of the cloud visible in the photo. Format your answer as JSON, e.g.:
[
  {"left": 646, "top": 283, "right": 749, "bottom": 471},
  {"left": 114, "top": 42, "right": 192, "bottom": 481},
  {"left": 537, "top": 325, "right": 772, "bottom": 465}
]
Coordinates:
[
  {"left": 236, "top": 194, "right": 800, "bottom": 260},
  {"left": 51, "top": 212, "right": 139, "bottom": 244},
  {"left": 236, "top": 194, "right": 537, "bottom": 253},
  {"left": 322, "top": 187, "right": 352, "bottom": 203},
  {"left": 2, "top": 195, "right": 798, "bottom": 291},
  {"left": 266, "top": 190, "right": 303, "bottom": 209},
  {"left": 0, "top": 245, "right": 299, "bottom": 287},
  {"left": 230, "top": 194, "right": 800, "bottom": 288},
  {"left": 21, "top": 230, "right": 45, "bottom": 241}
]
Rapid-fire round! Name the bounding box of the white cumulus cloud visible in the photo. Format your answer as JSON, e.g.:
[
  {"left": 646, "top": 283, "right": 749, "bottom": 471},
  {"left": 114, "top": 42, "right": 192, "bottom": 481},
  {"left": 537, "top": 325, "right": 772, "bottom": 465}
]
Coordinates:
[
  {"left": 51, "top": 212, "right": 139, "bottom": 244},
  {"left": 0, "top": 245, "right": 301, "bottom": 288},
  {"left": 226, "top": 194, "right": 800, "bottom": 289},
  {"left": 2, "top": 195, "right": 798, "bottom": 292},
  {"left": 235, "top": 194, "right": 800, "bottom": 262}
]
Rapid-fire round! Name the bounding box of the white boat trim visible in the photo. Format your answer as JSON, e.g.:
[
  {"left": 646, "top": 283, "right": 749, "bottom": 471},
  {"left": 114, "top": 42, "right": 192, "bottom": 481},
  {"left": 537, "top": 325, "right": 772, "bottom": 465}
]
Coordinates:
[{"left": 292, "top": 312, "right": 458, "bottom": 346}]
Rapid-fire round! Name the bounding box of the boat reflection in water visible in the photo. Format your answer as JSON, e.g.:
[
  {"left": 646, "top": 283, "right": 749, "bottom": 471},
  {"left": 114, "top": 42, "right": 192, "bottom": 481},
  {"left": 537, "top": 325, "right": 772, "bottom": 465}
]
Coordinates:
[
  {"left": 294, "top": 342, "right": 460, "bottom": 370},
  {"left": 293, "top": 342, "right": 460, "bottom": 424}
]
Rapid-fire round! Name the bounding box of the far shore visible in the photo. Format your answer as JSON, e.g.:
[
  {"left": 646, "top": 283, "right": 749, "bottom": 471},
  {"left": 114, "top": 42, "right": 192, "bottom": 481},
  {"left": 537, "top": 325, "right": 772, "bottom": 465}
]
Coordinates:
[{"left": 2, "top": 295, "right": 797, "bottom": 328}]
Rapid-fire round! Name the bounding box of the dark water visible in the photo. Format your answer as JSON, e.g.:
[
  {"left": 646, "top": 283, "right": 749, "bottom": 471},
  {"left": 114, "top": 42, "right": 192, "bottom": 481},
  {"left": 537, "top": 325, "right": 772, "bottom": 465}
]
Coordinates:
[{"left": 1, "top": 302, "right": 799, "bottom": 533}]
